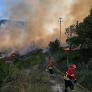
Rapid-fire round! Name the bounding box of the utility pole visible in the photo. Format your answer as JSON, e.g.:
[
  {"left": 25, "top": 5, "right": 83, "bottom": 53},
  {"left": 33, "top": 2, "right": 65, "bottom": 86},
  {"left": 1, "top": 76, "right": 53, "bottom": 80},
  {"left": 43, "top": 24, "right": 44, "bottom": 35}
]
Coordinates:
[{"left": 59, "top": 17, "right": 63, "bottom": 44}]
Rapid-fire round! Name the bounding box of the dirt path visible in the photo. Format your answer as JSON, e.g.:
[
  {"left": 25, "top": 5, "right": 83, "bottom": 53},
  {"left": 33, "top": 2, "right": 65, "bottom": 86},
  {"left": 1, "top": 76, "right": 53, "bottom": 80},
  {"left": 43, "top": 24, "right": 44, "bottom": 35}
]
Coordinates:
[
  {"left": 45, "top": 56, "right": 89, "bottom": 92},
  {"left": 47, "top": 66, "right": 89, "bottom": 92},
  {"left": 49, "top": 74, "right": 64, "bottom": 92},
  {"left": 48, "top": 73, "right": 89, "bottom": 92}
]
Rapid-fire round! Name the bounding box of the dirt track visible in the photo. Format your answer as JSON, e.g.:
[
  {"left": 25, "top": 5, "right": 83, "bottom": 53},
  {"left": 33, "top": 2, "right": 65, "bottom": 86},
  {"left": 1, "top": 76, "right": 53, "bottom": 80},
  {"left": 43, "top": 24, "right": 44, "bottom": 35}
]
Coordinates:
[{"left": 49, "top": 74, "right": 64, "bottom": 92}]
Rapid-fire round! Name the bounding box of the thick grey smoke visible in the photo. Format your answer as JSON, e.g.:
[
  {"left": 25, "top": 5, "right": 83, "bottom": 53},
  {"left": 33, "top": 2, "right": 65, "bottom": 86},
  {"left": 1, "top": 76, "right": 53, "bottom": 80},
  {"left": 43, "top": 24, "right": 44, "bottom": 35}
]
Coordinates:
[
  {"left": 0, "top": 0, "right": 92, "bottom": 49},
  {"left": 70, "top": 0, "right": 92, "bottom": 21},
  {"left": 0, "top": 20, "right": 27, "bottom": 49}
]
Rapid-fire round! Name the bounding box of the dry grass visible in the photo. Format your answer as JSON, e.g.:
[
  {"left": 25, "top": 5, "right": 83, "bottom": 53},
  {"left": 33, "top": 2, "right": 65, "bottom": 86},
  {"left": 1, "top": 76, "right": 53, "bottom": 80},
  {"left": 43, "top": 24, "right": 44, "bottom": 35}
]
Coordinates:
[{"left": 0, "top": 54, "right": 52, "bottom": 92}]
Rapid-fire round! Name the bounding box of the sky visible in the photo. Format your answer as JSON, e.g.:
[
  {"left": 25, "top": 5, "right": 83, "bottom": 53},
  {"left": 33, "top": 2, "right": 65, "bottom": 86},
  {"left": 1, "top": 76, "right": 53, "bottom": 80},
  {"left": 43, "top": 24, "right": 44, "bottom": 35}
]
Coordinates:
[
  {"left": 0, "top": 0, "right": 22, "bottom": 19},
  {"left": 0, "top": 0, "right": 7, "bottom": 18},
  {"left": 0, "top": 0, "right": 92, "bottom": 49}
]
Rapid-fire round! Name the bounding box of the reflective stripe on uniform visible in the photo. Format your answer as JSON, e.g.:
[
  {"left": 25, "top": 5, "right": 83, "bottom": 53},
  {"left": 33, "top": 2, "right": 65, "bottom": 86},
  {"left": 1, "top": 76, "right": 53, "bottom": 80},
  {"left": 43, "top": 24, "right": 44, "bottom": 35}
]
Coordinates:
[
  {"left": 64, "top": 75, "right": 70, "bottom": 80},
  {"left": 71, "top": 74, "right": 74, "bottom": 76},
  {"left": 48, "top": 67, "right": 53, "bottom": 69}
]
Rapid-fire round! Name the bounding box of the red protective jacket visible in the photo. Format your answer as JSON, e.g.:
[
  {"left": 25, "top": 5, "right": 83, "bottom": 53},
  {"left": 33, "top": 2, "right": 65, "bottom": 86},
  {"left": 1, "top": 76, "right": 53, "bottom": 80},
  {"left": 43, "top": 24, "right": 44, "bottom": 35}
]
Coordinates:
[
  {"left": 66, "top": 66, "right": 76, "bottom": 80},
  {"left": 48, "top": 57, "right": 54, "bottom": 69}
]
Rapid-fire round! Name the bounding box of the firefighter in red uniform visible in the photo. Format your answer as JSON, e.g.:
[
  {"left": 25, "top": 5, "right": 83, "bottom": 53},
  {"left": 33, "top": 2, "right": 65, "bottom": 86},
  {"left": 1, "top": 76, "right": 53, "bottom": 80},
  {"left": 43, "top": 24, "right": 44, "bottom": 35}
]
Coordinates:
[
  {"left": 48, "top": 56, "right": 54, "bottom": 75},
  {"left": 64, "top": 64, "right": 77, "bottom": 92}
]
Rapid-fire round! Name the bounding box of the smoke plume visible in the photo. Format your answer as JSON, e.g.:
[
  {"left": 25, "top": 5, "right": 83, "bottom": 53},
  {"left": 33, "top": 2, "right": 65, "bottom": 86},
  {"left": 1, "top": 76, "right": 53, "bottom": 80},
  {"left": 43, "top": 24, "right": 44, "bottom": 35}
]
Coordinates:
[{"left": 0, "top": 0, "right": 92, "bottom": 49}]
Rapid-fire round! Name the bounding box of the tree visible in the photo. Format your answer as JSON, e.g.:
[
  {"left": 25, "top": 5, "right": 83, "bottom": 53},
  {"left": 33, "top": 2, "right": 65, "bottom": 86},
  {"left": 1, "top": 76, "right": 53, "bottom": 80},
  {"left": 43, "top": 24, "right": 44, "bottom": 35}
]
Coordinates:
[
  {"left": 48, "top": 39, "right": 60, "bottom": 53},
  {"left": 65, "top": 7, "right": 92, "bottom": 63}
]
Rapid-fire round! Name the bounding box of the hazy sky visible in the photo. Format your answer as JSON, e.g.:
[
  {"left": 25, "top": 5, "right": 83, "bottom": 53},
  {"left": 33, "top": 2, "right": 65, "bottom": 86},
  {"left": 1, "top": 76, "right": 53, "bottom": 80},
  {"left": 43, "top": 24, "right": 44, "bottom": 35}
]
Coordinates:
[
  {"left": 0, "top": 0, "right": 22, "bottom": 19},
  {"left": 0, "top": 0, "right": 7, "bottom": 18},
  {"left": 0, "top": 0, "right": 92, "bottom": 49}
]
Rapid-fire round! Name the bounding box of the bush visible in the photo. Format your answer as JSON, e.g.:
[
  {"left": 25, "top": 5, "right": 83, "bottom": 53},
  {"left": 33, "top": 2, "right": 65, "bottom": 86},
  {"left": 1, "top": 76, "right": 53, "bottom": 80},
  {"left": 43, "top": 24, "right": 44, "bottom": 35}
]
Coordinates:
[
  {"left": 0, "top": 53, "right": 51, "bottom": 92},
  {"left": 78, "top": 70, "right": 92, "bottom": 91}
]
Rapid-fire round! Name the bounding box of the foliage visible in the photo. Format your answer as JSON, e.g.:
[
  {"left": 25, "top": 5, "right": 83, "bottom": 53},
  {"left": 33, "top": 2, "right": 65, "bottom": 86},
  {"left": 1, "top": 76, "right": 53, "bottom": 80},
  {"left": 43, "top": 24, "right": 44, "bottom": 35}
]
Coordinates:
[
  {"left": 0, "top": 53, "right": 51, "bottom": 92},
  {"left": 64, "top": 7, "right": 92, "bottom": 91},
  {"left": 48, "top": 39, "right": 61, "bottom": 53}
]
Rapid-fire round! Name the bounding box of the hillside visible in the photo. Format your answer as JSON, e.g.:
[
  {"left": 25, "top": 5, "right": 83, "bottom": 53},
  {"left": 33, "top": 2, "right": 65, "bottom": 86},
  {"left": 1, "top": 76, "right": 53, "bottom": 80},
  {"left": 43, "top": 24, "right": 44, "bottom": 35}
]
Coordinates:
[{"left": 0, "top": 52, "right": 90, "bottom": 92}]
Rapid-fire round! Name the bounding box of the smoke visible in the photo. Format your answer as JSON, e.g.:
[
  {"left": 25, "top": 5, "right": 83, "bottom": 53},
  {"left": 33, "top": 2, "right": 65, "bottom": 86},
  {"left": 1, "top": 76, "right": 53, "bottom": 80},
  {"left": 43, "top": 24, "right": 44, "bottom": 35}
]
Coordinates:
[
  {"left": 70, "top": 0, "right": 92, "bottom": 21},
  {"left": 0, "top": 0, "right": 92, "bottom": 49},
  {"left": 0, "top": 20, "right": 27, "bottom": 49}
]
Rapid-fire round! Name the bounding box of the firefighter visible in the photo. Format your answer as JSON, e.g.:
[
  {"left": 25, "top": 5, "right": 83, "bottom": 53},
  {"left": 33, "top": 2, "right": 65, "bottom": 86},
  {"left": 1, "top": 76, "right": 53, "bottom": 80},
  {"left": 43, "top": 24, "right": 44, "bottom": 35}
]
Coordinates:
[
  {"left": 64, "top": 64, "right": 77, "bottom": 92},
  {"left": 48, "top": 56, "right": 54, "bottom": 76}
]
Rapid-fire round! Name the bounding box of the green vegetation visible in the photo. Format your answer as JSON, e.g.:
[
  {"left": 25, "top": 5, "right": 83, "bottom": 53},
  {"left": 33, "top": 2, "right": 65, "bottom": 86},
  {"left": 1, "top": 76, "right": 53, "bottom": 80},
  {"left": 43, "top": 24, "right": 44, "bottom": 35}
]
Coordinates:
[
  {"left": 49, "top": 39, "right": 61, "bottom": 53},
  {"left": 0, "top": 53, "right": 51, "bottom": 92},
  {"left": 65, "top": 8, "right": 92, "bottom": 91},
  {"left": 0, "top": 7, "right": 92, "bottom": 92},
  {"left": 48, "top": 8, "right": 92, "bottom": 92}
]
